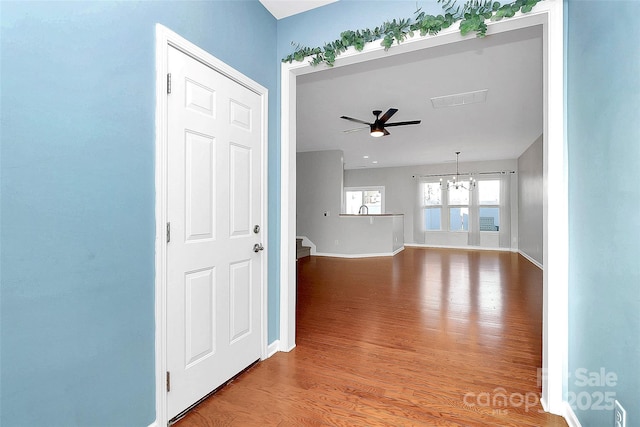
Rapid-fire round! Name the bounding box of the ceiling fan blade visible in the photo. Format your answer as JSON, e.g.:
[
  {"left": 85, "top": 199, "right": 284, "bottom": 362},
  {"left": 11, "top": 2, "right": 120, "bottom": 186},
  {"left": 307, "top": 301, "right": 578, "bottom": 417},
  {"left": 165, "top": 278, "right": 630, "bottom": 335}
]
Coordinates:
[
  {"left": 378, "top": 108, "right": 398, "bottom": 124},
  {"left": 342, "top": 127, "right": 368, "bottom": 133},
  {"left": 340, "top": 115, "right": 371, "bottom": 125},
  {"left": 383, "top": 120, "right": 422, "bottom": 127}
]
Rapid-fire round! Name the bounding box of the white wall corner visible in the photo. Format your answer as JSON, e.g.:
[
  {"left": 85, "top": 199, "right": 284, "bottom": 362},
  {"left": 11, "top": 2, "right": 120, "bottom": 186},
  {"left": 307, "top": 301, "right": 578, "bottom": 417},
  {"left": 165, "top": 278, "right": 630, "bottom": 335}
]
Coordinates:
[
  {"left": 281, "top": 342, "right": 296, "bottom": 353},
  {"left": 519, "top": 249, "right": 544, "bottom": 270},
  {"left": 562, "top": 401, "right": 582, "bottom": 427},
  {"left": 147, "top": 421, "right": 159, "bottom": 427},
  {"left": 267, "top": 340, "right": 280, "bottom": 358}
]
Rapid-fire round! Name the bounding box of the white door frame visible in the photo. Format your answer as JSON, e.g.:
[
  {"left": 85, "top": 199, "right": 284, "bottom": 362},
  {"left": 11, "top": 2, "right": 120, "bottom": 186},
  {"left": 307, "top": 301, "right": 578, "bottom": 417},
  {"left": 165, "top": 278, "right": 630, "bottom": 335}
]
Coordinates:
[
  {"left": 154, "top": 24, "right": 269, "bottom": 427},
  {"left": 280, "top": 0, "right": 568, "bottom": 418}
]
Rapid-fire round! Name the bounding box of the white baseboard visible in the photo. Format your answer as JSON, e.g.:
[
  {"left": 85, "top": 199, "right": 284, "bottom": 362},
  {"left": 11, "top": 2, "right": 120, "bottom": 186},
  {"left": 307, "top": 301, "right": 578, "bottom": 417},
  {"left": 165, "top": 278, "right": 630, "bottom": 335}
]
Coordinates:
[
  {"left": 314, "top": 248, "right": 402, "bottom": 258},
  {"left": 300, "top": 235, "right": 405, "bottom": 259},
  {"left": 562, "top": 401, "right": 582, "bottom": 427},
  {"left": 403, "top": 243, "right": 545, "bottom": 270},
  {"left": 540, "top": 396, "right": 549, "bottom": 412},
  {"left": 405, "top": 243, "right": 514, "bottom": 252},
  {"left": 281, "top": 343, "right": 296, "bottom": 352},
  {"left": 267, "top": 340, "right": 280, "bottom": 358},
  {"left": 518, "top": 249, "right": 543, "bottom": 270}
]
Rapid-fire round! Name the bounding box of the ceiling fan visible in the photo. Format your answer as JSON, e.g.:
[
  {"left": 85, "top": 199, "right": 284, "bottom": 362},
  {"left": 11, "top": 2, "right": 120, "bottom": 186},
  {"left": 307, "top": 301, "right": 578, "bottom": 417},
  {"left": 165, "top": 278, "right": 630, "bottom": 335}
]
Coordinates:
[{"left": 340, "top": 108, "right": 421, "bottom": 137}]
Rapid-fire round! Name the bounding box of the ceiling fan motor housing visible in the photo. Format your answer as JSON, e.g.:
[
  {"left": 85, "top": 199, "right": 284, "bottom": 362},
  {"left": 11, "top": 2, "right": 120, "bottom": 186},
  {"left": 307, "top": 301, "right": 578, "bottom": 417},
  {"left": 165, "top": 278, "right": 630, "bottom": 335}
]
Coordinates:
[{"left": 340, "top": 108, "right": 421, "bottom": 137}]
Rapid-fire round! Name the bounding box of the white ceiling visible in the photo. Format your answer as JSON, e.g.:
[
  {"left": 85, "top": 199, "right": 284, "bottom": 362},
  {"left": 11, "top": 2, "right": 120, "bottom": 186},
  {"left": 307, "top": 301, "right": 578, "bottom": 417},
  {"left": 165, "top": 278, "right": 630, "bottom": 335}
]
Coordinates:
[
  {"left": 296, "top": 25, "right": 543, "bottom": 170},
  {"left": 259, "top": 0, "right": 543, "bottom": 169},
  {"left": 259, "top": 0, "right": 338, "bottom": 20}
]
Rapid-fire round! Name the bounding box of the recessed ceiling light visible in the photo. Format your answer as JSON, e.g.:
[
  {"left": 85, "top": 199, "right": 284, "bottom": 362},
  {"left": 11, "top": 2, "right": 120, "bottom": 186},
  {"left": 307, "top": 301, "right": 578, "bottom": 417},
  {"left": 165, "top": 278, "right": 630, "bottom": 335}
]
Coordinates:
[
  {"left": 430, "top": 89, "right": 488, "bottom": 108},
  {"left": 372, "top": 160, "right": 378, "bottom": 164},
  {"left": 363, "top": 155, "right": 369, "bottom": 159}
]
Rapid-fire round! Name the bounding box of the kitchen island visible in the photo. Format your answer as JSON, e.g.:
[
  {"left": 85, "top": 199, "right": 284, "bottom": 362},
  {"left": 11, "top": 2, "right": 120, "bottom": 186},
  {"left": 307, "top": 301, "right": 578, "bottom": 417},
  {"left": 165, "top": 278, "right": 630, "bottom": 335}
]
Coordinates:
[{"left": 314, "top": 213, "right": 404, "bottom": 257}]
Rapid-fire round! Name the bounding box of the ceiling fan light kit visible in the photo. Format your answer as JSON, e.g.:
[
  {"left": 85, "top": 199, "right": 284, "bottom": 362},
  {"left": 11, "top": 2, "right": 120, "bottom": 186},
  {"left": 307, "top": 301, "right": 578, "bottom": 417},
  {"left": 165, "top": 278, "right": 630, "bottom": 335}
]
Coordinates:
[{"left": 370, "top": 126, "right": 385, "bottom": 137}]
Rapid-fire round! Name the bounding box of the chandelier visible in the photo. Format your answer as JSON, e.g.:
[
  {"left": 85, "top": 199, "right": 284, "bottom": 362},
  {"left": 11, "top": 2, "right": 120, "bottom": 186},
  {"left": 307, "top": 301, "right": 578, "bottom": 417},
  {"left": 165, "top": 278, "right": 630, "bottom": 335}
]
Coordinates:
[{"left": 441, "top": 152, "right": 476, "bottom": 191}]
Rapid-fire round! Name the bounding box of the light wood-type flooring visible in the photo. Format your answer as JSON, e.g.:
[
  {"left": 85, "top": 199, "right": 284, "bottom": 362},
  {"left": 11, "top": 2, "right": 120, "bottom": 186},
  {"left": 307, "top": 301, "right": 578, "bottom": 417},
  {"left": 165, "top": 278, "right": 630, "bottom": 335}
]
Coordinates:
[{"left": 175, "top": 247, "right": 568, "bottom": 426}]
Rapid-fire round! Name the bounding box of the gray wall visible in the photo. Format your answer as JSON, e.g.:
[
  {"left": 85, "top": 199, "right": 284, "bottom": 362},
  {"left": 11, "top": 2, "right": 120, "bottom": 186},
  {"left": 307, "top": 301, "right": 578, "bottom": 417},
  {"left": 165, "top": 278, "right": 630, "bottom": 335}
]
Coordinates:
[
  {"left": 324, "top": 215, "right": 403, "bottom": 256},
  {"left": 517, "top": 135, "right": 543, "bottom": 265},
  {"left": 344, "top": 166, "right": 416, "bottom": 240},
  {"left": 344, "top": 159, "right": 518, "bottom": 247},
  {"left": 297, "top": 150, "right": 403, "bottom": 255},
  {"left": 567, "top": 1, "right": 640, "bottom": 425},
  {"left": 297, "top": 150, "right": 344, "bottom": 251}
]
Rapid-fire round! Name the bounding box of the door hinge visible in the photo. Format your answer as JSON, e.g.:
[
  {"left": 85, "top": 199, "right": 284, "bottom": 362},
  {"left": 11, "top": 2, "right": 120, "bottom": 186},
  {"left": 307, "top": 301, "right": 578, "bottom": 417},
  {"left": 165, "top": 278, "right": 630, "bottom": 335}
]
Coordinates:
[
  {"left": 166, "top": 222, "right": 171, "bottom": 243},
  {"left": 166, "top": 371, "right": 171, "bottom": 392},
  {"left": 167, "top": 73, "right": 172, "bottom": 94}
]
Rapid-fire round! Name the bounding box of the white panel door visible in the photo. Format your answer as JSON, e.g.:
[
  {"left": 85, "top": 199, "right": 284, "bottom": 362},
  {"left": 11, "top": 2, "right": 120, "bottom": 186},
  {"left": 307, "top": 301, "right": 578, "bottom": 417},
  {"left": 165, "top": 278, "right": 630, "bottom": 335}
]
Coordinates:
[{"left": 166, "top": 45, "right": 263, "bottom": 420}]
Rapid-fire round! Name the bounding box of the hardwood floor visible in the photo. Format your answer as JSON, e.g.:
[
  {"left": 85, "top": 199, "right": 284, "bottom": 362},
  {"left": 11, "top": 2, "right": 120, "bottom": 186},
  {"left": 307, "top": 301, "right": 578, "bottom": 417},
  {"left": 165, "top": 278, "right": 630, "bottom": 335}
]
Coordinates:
[{"left": 175, "top": 247, "right": 567, "bottom": 426}]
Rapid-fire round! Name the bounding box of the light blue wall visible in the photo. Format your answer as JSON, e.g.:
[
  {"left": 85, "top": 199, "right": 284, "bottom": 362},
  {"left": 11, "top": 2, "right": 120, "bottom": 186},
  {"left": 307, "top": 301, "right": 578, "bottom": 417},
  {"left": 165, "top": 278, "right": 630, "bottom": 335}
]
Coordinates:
[
  {"left": 0, "top": 1, "right": 277, "bottom": 425},
  {"left": 567, "top": 1, "right": 640, "bottom": 426},
  {"left": 4, "top": 0, "right": 639, "bottom": 425}
]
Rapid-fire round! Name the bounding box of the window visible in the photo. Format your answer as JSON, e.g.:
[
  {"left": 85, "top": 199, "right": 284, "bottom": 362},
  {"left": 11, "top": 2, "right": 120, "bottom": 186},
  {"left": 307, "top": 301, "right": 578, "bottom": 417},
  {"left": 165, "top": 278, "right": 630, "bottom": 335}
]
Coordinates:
[
  {"left": 422, "top": 182, "right": 442, "bottom": 230},
  {"left": 420, "top": 177, "right": 505, "bottom": 236},
  {"left": 478, "top": 180, "right": 500, "bottom": 231},
  {"left": 449, "top": 181, "right": 469, "bottom": 231},
  {"left": 449, "top": 182, "right": 470, "bottom": 205},
  {"left": 344, "top": 186, "right": 384, "bottom": 214},
  {"left": 422, "top": 180, "right": 470, "bottom": 231}
]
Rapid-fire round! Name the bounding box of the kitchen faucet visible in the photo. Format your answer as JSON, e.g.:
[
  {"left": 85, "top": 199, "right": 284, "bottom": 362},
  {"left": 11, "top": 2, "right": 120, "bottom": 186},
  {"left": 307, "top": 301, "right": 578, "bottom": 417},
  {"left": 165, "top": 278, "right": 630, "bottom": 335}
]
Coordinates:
[{"left": 358, "top": 205, "right": 368, "bottom": 215}]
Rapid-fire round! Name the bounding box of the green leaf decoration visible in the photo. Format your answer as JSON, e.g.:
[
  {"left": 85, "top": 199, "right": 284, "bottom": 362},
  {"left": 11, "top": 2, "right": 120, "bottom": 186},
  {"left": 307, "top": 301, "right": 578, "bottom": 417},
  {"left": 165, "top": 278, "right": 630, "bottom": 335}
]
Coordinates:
[
  {"left": 282, "top": 0, "right": 543, "bottom": 66},
  {"left": 460, "top": 14, "right": 486, "bottom": 36},
  {"left": 521, "top": 3, "right": 535, "bottom": 13}
]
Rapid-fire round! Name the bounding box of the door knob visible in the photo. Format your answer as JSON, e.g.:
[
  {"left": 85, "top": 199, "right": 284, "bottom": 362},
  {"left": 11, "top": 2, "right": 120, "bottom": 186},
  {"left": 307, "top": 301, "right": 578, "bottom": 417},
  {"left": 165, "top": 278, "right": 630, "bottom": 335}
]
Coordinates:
[{"left": 253, "top": 243, "right": 264, "bottom": 253}]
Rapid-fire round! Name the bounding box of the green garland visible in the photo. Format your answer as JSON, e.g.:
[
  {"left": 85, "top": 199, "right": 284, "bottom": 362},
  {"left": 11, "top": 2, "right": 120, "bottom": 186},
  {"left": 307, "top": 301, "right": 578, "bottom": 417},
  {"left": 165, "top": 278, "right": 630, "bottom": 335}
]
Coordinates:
[{"left": 282, "top": 0, "right": 543, "bottom": 67}]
